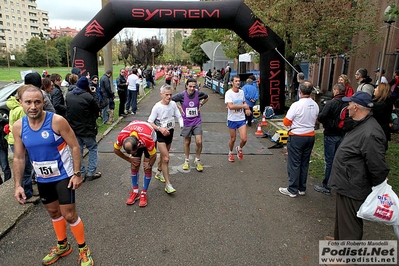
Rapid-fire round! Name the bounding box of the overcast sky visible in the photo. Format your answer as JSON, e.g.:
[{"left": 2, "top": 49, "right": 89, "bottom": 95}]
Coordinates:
[{"left": 36, "top": 0, "right": 199, "bottom": 40}]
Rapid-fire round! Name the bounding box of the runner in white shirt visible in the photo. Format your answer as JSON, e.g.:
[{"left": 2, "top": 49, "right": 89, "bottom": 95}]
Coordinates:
[
  {"left": 148, "top": 84, "right": 183, "bottom": 194},
  {"left": 225, "top": 75, "right": 252, "bottom": 162}
]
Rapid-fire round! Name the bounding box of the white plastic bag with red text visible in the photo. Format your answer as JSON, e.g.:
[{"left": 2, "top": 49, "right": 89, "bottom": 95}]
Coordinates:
[{"left": 357, "top": 180, "right": 399, "bottom": 225}]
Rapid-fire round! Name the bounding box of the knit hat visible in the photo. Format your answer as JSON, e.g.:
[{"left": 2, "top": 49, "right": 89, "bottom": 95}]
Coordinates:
[
  {"left": 76, "top": 77, "right": 90, "bottom": 90},
  {"left": 24, "top": 72, "right": 42, "bottom": 88}
]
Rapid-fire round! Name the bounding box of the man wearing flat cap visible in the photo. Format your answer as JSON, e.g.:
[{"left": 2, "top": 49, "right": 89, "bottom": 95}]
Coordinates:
[{"left": 327, "top": 91, "right": 389, "bottom": 240}]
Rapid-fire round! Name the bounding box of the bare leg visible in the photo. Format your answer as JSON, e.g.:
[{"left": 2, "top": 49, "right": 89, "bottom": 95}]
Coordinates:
[
  {"left": 195, "top": 134, "right": 203, "bottom": 159},
  {"left": 184, "top": 137, "right": 191, "bottom": 160},
  {"left": 157, "top": 142, "right": 172, "bottom": 185}
]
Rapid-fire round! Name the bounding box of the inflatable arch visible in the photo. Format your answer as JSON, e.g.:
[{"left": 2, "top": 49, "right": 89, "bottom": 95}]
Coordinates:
[{"left": 71, "top": 0, "right": 285, "bottom": 114}]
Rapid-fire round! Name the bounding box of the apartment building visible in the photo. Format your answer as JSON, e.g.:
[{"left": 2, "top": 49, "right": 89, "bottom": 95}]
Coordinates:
[
  {"left": 49, "top": 27, "right": 79, "bottom": 38},
  {"left": 0, "top": 0, "right": 50, "bottom": 51}
]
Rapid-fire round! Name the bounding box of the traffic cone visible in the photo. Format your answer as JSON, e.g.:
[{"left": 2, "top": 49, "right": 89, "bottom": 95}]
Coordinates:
[
  {"left": 261, "top": 114, "right": 267, "bottom": 126},
  {"left": 255, "top": 124, "right": 263, "bottom": 136}
]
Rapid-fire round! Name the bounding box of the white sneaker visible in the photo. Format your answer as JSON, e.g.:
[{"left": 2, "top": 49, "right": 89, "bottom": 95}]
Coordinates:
[
  {"left": 279, "top": 187, "right": 297, "bottom": 198},
  {"left": 298, "top": 191, "right": 306, "bottom": 196},
  {"left": 165, "top": 184, "right": 176, "bottom": 194}
]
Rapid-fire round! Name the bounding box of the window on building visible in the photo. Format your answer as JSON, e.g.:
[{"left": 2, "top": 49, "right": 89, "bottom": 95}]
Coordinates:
[
  {"left": 6, "top": 15, "right": 9, "bottom": 19},
  {"left": 8, "top": 37, "right": 12, "bottom": 41},
  {"left": 5, "top": 8, "right": 8, "bottom": 12},
  {"left": 9, "top": 44, "right": 13, "bottom": 49},
  {"left": 23, "top": 11, "right": 26, "bottom": 15},
  {"left": 20, "top": 38, "right": 23, "bottom": 42},
  {"left": 10, "top": 1, "right": 13, "bottom": 5},
  {"left": 21, "top": 45, "right": 25, "bottom": 49},
  {"left": 7, "top": 22, "right": 10, "bottom": 27},
  {"left": 16, "top": 44, "right": 19, "bottom": 48},
  {"left": 4, "top": 0, "right": 7, "bottom": 4},
  {"left": 17, "top": 10, "right": 20, "bottom": 14},
  {"left": 11, "top": 9, "right": 14, "bottom": 13}
]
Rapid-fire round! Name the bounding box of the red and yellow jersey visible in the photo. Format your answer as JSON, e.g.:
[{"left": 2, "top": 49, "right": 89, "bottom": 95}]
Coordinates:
[{"left": 114, "top": 120, "right": 157, "bottom": 155}]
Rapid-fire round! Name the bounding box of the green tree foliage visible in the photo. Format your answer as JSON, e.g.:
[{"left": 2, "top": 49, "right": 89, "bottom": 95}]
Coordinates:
[
  {"left": 55, "top": 36, "right": 73, "bottom": 66},
  {"left": 182, "top": 29, "right": 212, "bottom": 69},
  {"left": 24, "top": 37, "right": 61, "bottom": 67},
  {"left": 244, "top": 0, "right": 379, "bottom": 63}
]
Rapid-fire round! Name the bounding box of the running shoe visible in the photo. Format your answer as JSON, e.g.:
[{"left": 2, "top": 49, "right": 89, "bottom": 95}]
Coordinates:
[
  {"left": 278, "top": 187, "right": 297, "bottom": 198},
  {"left": 42, "top": 241, "right": 72, "bottom": 265},
  {"left": 78, "top": 246, "right": 94, "bottom": 266},
  {"left": 194, "top": 159, "right": 203, "bottom": 172},
  {"left": 236, "top": 146, "right": 243, "bottom": 160},
  {"left": 165, "top": 184, "right": 176, "bottom": 194},
  {"left": 139, "top": 192, "right": 147, "bottom": 207},
  {"left": 183, "top": 159, "right": 190, "bottom": 170},
  {"left": 155, "top": 172, "right": 165, "bottom": 183},
  {"left": 228, "top": 153, "right": 235, "bottom": 162},
  {"left": 314, "top": 185, "right": 331, "bottom": 195},
  {"left": 126, "top": 191, "right": 140, "bottom": 205},
  {"left": 298, "top": 190, "right": 306, "bottom": 196}
]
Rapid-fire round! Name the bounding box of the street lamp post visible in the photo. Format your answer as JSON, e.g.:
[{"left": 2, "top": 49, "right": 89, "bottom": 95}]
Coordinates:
[
  {"left": 151, "top": 47, "right": 155, "bottom": 66},
  {"left": 379, "top": 5, "right": 396, "bottom": 84}
]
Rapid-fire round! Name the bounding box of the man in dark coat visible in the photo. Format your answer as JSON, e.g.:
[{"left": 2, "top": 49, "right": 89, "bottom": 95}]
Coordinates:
[
  {"left": 116, "top": 68, "right": 128, "bottom": 118},
  {"left": 328, "top": 91, "right": 389, "bottom": 240},
  {"left": 66, "top": 77, "right": 101, "bottom": 182},
  {"left": 100, "top": 70, "right": 114, "bottom": 124}
]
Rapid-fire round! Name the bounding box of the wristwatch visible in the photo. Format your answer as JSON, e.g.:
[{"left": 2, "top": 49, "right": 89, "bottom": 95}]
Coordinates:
[{"left": 74, "top": 171, "right": 81, "bottom": 177}]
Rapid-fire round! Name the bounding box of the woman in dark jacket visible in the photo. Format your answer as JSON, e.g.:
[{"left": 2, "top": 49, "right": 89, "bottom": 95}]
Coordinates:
[{"left": 372, "top": 83, "right": 393, "bottom": 150}]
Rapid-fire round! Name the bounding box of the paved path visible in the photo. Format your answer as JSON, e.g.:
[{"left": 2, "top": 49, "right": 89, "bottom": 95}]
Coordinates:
[{"left": 0, "top": 81, "right": 395, "bottom": 265}]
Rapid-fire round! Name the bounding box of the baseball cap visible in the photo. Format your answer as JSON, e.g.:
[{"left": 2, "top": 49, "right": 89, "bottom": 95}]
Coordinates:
[
  {"left": 373, "top": 68, "right": 386, "bottom": 74},
  {"left": 342, "top": 91, "right": 373, "bottom": 108}
]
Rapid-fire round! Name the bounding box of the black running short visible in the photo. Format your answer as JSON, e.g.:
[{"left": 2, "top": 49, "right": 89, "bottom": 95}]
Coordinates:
[{"left": 37, "top": 178, "right": 75, "bottom": 205}]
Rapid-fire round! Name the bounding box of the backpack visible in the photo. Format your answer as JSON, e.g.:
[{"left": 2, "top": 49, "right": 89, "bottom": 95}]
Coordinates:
[
  {"left": 264, "top": 106, "right": 275, "bottom": 119},
  {"left": 335, "top": 100, "right": 353, "bottom": 132}
]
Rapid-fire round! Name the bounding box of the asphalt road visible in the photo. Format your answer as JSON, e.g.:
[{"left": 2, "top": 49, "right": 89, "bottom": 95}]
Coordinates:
[{"left": 0, "top": 81, "right": 395, "bottom": 265}]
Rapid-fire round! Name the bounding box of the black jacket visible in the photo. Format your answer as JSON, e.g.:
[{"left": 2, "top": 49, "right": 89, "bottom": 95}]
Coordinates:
[
  {"left": 372, "top": 97, "right": 393, "bottom": 143},
  {"left": 66, "top": 87, "right": 100, "bottom": 138},
  {"left": 100, "top": 74, "right": 113, "bottom": 99},
  {"left": 116, "top": 74, "right": 128, "bottom": 91},
  {"left": 318, "top": 93, "right": 345, "bottom": 136},
  {"left": 329, "top": 114, "right": 389, "bottom": 201},
  {"left": 50, "top": 84, "right": 67, "bottom": 118}
]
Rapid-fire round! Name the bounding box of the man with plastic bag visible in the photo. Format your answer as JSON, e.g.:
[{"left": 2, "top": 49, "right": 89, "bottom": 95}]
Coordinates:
[{"left": 328, "top": 91, "right": 389, "bottom": 240}]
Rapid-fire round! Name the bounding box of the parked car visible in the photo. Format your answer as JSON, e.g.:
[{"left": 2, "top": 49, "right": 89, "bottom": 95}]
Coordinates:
[{"left": 0, "top": 82, "right": 23, "bottom": 120}]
